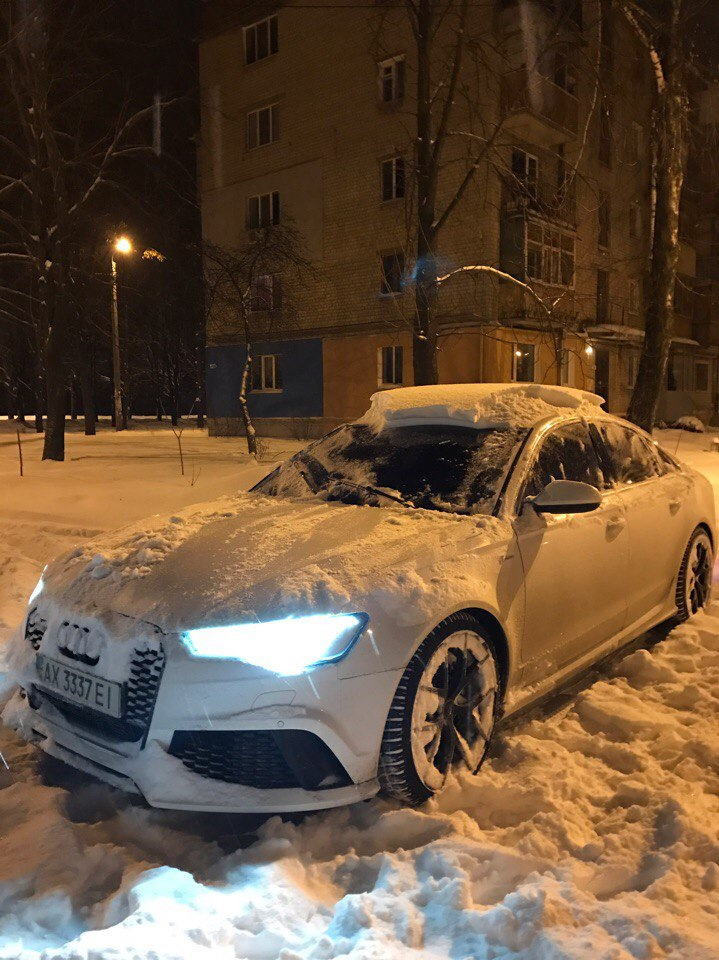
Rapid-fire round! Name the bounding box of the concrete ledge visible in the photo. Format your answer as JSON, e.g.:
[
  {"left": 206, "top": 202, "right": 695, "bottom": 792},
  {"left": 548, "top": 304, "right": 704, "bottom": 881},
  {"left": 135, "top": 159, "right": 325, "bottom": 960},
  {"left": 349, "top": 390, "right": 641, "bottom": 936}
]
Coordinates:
[{"left": 208, "top": 416, "right": 346, "bottom": 440}]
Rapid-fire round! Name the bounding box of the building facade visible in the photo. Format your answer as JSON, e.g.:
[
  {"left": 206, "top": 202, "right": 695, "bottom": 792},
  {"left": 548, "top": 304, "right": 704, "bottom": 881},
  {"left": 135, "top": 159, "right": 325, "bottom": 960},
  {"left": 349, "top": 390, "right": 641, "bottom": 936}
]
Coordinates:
[{"left": 199, "top": 0, "right": 718, "bottom": 436}]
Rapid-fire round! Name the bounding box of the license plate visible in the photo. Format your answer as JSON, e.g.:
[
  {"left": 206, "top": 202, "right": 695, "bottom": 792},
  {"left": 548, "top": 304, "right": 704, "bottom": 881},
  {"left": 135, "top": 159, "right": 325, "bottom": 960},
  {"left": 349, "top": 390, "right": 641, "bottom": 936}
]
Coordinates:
[{"left": 35, "top": 654, "right": 123, "bottom": 718}]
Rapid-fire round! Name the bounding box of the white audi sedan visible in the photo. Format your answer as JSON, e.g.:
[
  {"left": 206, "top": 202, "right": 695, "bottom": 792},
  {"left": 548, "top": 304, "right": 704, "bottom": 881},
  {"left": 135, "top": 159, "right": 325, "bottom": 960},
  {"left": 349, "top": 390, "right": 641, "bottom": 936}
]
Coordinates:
[{"left": 4, "top": 384, "right": 715, "bottom": 812}]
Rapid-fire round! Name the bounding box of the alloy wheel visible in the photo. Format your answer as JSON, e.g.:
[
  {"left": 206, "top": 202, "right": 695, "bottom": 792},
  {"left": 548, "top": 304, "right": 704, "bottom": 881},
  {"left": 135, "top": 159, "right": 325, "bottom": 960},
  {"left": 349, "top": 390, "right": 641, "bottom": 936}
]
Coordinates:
[{"left": 410, "top": 629, "right": 498, "bottom": 791}]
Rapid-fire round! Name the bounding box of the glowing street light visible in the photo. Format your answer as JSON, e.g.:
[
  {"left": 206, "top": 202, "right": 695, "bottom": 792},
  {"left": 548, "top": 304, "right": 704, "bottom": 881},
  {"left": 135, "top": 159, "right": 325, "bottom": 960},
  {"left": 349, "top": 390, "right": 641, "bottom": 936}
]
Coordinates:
[
  {"left": 114, "top": 235, "right": 133, "bottom": 255},
  {"left": 111, "top": 235, "right": 134, "bottom": 431},
  {"left": 585, "top": 344, "right": 594, "bottom": 357}
]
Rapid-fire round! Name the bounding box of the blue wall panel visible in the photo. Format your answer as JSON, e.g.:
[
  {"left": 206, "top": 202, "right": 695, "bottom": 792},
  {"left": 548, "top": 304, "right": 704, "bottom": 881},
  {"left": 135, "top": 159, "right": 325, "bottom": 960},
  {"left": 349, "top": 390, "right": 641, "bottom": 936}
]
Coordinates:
[{"left": 207, "top": 338, "right": 324, "bottom": 418}]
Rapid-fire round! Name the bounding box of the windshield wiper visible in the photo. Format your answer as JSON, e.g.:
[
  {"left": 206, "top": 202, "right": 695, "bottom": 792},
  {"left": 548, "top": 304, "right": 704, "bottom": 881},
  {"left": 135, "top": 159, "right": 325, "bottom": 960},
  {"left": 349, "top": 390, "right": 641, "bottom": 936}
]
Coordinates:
[{"left": 328, "top": 478, "right": 413, "bottom": 508}]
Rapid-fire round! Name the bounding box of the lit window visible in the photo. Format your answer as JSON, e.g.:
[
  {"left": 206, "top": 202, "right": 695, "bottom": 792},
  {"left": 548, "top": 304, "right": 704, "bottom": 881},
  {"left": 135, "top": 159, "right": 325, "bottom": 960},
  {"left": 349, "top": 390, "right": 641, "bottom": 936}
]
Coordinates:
[
  {"left": 247, "top": 104, "right": 280, "bottom": 150},
  {"left": 512, "top": 343, "right": 535, "bottom": 383},
  {"left": 250, "top": 274, "right": 281, "bottom": 311},
  {"left": 628, "top": 278, "right": 640, "bottom": 314},
  {"left": 251, "top": 354, "right": 282, "bottom": 392},
  {"left": 378, "top": 345, "right": 403, "bottom": 386},
  {"left": 381, "top": 156, "right": 405, "bottom": 201},
  {"left": 378, "top": 56, "right": 405, "bottom": 104},
  {"left": 245, "top": 15, "right": 279, "bottom": 65},
  {"left": 247, "top": 191, "right": 280, "bottom": 229},
  {"left": 380, "top": 251, "right": 405, "bottom": 295}
]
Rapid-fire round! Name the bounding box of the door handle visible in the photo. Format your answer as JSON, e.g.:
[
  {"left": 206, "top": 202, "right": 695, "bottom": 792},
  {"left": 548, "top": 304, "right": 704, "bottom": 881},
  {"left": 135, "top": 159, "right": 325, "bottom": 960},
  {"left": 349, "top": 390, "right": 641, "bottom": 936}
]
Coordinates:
[{"left": 669, "top": 498, "right": 681, "bottom": 514}]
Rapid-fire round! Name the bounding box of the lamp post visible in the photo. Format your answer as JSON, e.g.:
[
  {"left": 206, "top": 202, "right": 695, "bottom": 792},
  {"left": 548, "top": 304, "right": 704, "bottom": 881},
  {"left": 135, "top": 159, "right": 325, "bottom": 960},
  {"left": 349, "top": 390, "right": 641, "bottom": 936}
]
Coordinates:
[{"left": 111, "top": 236, "right": 133, "bottom": 430}]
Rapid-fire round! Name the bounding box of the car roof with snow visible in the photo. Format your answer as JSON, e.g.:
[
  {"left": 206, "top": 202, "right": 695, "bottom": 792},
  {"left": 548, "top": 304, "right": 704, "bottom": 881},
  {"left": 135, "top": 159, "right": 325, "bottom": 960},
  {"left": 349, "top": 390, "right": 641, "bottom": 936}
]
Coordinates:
[{"left": 361, "top": 383, "right": 607, "bottom": 431}]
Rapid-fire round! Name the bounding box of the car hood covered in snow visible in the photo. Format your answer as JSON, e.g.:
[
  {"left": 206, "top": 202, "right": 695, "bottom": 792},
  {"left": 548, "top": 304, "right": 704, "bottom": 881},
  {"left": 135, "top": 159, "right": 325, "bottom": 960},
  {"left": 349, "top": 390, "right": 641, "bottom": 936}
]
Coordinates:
[{"left": 37, "top": 493, "right": 510, "bottom": 634}]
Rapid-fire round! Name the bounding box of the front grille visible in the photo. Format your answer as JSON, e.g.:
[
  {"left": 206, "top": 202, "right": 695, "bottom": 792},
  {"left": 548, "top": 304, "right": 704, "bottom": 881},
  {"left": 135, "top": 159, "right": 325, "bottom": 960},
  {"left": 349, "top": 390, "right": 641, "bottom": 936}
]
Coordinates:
[
  {"left": 31, "top": 642, "right": 166, "bottom": 744},
  {"left": 25, "top": 608, "right": 47, "bottom": 650},
  {"left": 169, "top": 729, "right": 352, "bottom": 791}
]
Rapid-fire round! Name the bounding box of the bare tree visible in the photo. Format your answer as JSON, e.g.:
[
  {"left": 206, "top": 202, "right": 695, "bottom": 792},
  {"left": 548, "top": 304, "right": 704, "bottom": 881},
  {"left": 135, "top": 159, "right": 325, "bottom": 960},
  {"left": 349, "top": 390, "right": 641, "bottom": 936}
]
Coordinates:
[
  {"left": 619, "top": 0, "right": 694, "bottom": 431},
  {"left": 0, "top": 0, "right": 164, "bottom": 460},
  {"left": 203, "top": 224, "right": 312, "bottom": 456}
]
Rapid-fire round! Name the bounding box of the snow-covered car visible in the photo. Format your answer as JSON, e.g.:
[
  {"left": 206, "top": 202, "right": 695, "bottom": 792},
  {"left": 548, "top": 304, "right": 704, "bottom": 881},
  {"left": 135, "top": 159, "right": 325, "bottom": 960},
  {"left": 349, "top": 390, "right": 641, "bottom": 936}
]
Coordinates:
[{"left": 4, "top": 384, "right": 715, "bottom": 813}]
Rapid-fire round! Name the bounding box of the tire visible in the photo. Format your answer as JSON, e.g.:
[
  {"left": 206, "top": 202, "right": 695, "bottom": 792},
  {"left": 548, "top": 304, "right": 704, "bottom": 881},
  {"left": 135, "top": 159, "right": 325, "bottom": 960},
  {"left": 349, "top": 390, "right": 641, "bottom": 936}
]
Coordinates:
[
  {"left": 378, "top": 612, "right": 500, "bottom": 806},
  {"left": 675, "top": 527, "right": 714, "bottom": 622}
]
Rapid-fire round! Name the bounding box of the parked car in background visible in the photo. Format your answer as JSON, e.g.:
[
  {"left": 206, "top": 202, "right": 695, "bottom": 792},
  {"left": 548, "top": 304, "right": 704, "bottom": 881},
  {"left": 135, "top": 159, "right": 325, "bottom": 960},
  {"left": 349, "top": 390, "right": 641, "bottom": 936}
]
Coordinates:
[{"left": 5, "top": 384, "right": 715, "bottom": 811}]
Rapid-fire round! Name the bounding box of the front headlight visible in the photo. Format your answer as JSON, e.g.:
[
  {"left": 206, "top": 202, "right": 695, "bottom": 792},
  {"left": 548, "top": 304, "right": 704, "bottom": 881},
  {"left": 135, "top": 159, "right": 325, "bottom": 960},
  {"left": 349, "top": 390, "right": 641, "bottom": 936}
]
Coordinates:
[{"left": 182, "top": 613, "right": 368, "bottom": 675}]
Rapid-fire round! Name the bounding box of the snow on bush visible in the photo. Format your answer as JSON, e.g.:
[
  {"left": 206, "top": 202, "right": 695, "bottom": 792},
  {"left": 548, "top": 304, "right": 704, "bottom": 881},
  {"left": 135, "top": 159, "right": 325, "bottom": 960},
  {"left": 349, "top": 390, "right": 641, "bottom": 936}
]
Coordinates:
[{"left": 673, "top": 415, "right": 705, "bottom": 433}]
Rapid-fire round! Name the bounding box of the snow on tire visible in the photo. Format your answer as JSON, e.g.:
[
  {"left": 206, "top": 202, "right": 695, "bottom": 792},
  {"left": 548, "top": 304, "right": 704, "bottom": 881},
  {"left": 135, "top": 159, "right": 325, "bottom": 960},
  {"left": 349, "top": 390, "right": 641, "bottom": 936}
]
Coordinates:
[{"left": 378, "top": 612, "right": 499, "bottom": 805}]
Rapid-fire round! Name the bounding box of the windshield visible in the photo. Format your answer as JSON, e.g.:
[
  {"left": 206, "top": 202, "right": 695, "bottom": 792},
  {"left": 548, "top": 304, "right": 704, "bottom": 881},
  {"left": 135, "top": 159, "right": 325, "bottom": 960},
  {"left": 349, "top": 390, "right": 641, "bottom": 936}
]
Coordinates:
[{"left": 254, "top": 423, "right": 528, "bottom": 515}]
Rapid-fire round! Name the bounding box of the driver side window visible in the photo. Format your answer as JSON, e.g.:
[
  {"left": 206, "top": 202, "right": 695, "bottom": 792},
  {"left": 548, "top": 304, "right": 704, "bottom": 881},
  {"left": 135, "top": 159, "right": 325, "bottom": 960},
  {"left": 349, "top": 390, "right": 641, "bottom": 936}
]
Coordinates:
[{"left": 523, "top": 422, "right": 605, "bottom": 501}]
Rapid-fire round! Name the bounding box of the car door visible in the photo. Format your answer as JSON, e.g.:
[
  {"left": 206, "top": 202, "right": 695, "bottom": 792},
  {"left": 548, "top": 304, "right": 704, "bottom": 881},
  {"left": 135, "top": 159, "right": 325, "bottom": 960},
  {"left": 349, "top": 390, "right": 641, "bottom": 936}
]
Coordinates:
[
  {"left": 513, "top": 420, "right": 630, "bottom": 684},
  {"left": 592, "top": 421, "right": 693, "bottom": 628}
]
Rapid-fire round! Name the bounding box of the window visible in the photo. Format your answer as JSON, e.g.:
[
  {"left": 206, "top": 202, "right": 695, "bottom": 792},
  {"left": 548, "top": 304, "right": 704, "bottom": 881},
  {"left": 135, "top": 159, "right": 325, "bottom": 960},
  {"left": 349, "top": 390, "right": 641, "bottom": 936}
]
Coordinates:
[
  {"left": 511, "top": 148, "right": 539, "bottom": 198},
  {"left": 629, "top": 278, "right": 640, "bottom": 315},
  {"left": 512, "top": 343, "right": 535, "bottom": 382},
  {"left": 381, "top": 156, "right": 405, "bottom": 201},
  {"left": 695, "top": 361, "right": 710, "bottom": 393},
  {"left": 599, "top": 101, "right": 612, "bottom": 167},
  {"left": 629, "top": 201, "right": 642, "bottom": 240},
  {"left": 596, "top": 422, "right": 664, "bottom": 485},
  {"left": 251, "top": 354, "right": 282, "bottom": 392},
  {"left": 378, "top": 56, "right": 405, "bottom": 104},
  {"left": 380, "top": 251, "right": 405, "bottom": 295},
  {"left": 524, "top": 422, "right": 604, "bottom": 500},
  {"left": 598, "top": 191, "right": 611, "bottom": 248},
  {"left": 526, "top": 222, "right": 575, "bottom": 287},
  {"left": 667, "top": 352, "right": 688, "bottom": 392},
  {"left": 378, "top": 345, "right": 403, "bottom": 386},
  {"left": 674, "top": 279, "right": 694, "bottom": 318},
  {"left": 553, "top": 50, "right": 577, "bottom": 95},
  {"left": 245, "top": 15, "right": 279, "bottom": 65},
  {"left": 596, "top": 269, "right": 609, "bottom": 323},
  {"left": 561, "top": 348, "right": 574, "bottom": 386},
  {"left": 247, "top": 191, "right": 280, "bottom": 229},
  {"left": 250, "top": 274, "right": 281, "bottom": 311},
  {"left": 247, "top": 104, "right": 279, "bottom": 150}
]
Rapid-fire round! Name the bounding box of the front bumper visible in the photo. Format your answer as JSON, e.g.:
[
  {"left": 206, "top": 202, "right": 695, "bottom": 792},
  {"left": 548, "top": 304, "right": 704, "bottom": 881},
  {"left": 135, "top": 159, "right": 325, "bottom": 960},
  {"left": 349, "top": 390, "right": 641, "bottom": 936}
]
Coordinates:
[{"left": 10, "top": 639, "right": 402, "bottom": 812}]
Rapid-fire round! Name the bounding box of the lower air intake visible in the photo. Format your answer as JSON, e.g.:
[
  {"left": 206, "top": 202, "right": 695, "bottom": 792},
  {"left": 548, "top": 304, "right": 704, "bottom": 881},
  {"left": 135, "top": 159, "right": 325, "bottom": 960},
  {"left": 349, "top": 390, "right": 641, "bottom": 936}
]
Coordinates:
[{"left": 168, "top": 729, "right": 352, "bottom": 791}]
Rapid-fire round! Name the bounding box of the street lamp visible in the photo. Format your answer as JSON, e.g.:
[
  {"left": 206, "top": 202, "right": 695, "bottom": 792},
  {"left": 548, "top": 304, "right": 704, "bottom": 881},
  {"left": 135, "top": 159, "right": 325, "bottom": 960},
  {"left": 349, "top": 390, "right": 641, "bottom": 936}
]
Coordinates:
[{"left": 111, "top": 235, "right": 133, "bottom": 430}]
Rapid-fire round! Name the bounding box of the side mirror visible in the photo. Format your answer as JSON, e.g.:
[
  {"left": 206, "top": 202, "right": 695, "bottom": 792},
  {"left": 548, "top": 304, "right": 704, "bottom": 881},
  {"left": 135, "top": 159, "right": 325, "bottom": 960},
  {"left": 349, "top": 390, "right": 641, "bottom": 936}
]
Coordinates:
[{"left": 531, "top": 479, "right": 602, "bottom": 514}]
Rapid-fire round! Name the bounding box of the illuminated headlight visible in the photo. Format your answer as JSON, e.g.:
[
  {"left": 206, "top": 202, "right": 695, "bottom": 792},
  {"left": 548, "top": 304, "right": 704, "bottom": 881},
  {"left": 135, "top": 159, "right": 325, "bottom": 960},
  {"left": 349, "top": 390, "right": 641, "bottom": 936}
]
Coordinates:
[
  {"left": 28, "top": 573, "right": 45, "bottom": 606},
  {"left": 182, "top": 613, "right": 368, "bottom": 675}
]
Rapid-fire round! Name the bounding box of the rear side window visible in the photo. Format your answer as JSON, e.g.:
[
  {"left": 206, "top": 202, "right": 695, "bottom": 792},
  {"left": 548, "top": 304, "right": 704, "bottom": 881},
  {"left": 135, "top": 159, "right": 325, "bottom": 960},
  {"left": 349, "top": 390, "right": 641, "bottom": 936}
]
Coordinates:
[
  {"left": 595, "top": 422, "right": 666, "bottom": 485},
  {"left": 523, "top": 422, "right": 605, "bottom": 500}
]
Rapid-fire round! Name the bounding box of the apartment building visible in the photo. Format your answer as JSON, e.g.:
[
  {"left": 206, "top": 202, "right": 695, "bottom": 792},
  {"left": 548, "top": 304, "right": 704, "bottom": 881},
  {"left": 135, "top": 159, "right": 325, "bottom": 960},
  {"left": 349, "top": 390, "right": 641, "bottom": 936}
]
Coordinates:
[{"left": 199, "top": 0, "right": 717, "bottom": 436}]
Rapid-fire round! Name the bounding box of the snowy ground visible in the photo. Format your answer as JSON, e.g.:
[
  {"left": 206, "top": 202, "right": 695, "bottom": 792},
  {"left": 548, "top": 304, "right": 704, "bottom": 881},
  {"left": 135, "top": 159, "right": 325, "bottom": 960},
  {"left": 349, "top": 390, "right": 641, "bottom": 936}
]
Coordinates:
[{"left": 2, "top": 423, "right": 719, "bottom": 959}]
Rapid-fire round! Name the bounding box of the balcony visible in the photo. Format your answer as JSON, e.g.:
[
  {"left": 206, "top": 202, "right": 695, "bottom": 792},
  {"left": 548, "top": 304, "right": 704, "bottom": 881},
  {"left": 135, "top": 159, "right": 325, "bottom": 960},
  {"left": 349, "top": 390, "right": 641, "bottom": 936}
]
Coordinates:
[
  {"left": 501, "top": 69, "right": 579, "bottom": 147},
  {"left": 502, "top": 172, "right": 576, "bottom": 226}
]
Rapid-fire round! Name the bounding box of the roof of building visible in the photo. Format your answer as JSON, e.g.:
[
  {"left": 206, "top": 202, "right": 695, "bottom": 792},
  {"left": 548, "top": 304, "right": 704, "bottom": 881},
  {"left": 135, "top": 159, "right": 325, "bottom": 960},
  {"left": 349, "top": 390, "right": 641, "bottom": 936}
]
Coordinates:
[{"left": 361, "top": 383, "right": 605, "bottom": 430}]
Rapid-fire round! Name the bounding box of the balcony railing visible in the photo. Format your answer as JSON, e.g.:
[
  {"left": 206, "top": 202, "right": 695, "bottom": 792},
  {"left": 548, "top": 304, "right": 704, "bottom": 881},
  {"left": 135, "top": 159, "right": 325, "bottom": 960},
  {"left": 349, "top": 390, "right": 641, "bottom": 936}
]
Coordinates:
[
  {"left": 502, "top": 174, "right": 576, "bottom": 225},
  {"left": 501, "top": 69, "right": 579, "bottom": 143}
]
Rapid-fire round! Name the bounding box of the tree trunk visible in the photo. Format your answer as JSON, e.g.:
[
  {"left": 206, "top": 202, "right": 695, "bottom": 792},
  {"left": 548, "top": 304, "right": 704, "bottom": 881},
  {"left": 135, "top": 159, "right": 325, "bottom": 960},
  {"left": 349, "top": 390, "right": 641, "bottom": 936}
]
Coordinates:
[
  {"left": 34, "top": 375, "right": 44, "bottom": 433},
  {"left": 79, "top": 356, "right": 96, "bottom": 436},
  {"left": 626, "top": 15, "right": 688, "bottom": 433},
  {"left": 412, "top": 0, "right": 440, "bottom": 386},
  {"left": 239, "top": 344, "right": 257, "bottom": 456},
  {"left": 42, "top": 328, "right": 66, "bottom": 461}
]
